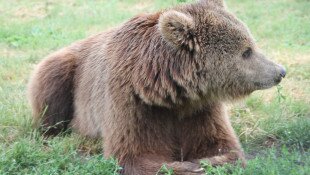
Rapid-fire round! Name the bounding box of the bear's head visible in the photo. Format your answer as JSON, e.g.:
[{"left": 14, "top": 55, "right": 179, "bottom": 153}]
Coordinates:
[{"left": 157, "top": 0, "right": 286, "bottom": 102}]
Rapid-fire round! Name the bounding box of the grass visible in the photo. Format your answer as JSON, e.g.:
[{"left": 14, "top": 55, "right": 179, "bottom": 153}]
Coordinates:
[{"left": 0, "top": 0, "right": 309, "bottom": 174}]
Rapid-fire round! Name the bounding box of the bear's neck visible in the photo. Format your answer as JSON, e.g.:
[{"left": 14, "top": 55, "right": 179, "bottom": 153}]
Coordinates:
[{"left": 109, "top": 12, "right": 206, "bottom": 109}]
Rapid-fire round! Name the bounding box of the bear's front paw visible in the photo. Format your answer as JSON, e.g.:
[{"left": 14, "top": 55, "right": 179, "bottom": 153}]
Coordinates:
[
  {"left": 191, "top": 153, "right": 247, "bottom": 168},
  {"left": 165, "top": 161, "right": 204, "bottom": 175}
]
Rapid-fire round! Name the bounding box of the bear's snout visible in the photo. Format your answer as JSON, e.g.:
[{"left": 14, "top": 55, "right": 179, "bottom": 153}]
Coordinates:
[
  {"left": 274, "top": 64, "right": 286, "bottom": 84},
  {"left": 278, "top": 65, "right": 286, "bottom": 78}
]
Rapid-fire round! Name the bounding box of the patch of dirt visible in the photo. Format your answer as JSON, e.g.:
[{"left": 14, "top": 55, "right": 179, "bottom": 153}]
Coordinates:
[
  {"left": 0, "top": 45, "right": 24, "bottom": 58},
  {"left": 272, "top": 52, "right": 310, "bottom": 66},
  {"left": 118, "top": 0, "right": 153, "bottom": 14},
  {"left": 282, "top": 80, "right": 310, "bottom": 103},
  {"left": 13, "top": 3, "right": 49, "bottom": 20}
]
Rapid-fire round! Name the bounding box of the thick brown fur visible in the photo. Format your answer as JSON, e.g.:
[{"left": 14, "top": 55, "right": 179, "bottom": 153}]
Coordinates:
[{"left": 28, "top": 0, "right": 286, "bottom": 174}]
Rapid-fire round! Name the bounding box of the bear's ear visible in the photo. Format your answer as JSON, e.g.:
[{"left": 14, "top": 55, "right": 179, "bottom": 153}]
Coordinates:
[{"left": 159, "top": 11, "right": 197, "bottom": 51}]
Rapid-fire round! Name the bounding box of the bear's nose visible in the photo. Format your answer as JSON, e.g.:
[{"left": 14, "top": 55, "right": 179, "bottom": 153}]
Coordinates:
[{"left": 278, "top": 65, "right": 286, "bottom": 78}]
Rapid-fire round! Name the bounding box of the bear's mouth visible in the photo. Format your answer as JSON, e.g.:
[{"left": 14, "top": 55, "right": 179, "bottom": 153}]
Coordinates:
[{"left": 254, "top": 79, "right": 282, "bottom": 90}]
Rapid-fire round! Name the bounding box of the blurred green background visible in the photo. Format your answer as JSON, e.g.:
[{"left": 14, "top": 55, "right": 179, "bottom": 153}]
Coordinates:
[{"left": 0, "top": 0, "right": 309, "bottom": 174}]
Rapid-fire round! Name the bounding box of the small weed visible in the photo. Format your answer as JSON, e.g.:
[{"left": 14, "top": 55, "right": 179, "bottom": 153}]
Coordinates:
[
  {"left": 276, "top": 85, "right": 286, "bottom": 103},
  {"left": 158, "top": 164, "right": 174, "bottom": 175}
]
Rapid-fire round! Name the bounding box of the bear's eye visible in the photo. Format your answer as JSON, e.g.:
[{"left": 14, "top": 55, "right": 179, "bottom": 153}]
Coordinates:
[{"left": 242, "top": 47, "right": 252, "bottom": 59}]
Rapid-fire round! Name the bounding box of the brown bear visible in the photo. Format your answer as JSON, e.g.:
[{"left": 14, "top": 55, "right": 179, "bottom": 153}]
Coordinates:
[{"left": 27, "top": 0, "right": 286, "bottom": 174}]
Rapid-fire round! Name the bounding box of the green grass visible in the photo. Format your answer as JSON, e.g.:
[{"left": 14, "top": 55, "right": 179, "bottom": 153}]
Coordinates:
[
  {"left": 0, "top": 0, "right": 309, "bottom": 174},
  {"left": 0, "top": 135, "right": 120, "bottom": 175},
  {"left": 200, "top": 147, "right": 309, "bottom": 175}
]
